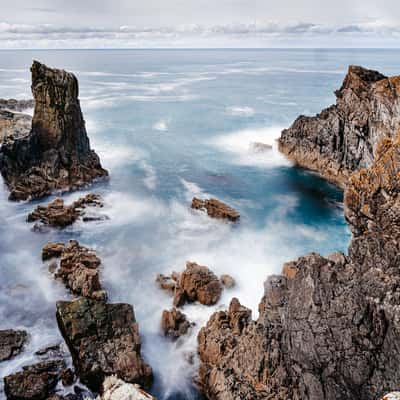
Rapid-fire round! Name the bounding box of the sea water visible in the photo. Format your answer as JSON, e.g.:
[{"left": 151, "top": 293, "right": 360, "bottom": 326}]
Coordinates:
[{"left": 1, "top": 49, "right": 399, "bottom": 399}]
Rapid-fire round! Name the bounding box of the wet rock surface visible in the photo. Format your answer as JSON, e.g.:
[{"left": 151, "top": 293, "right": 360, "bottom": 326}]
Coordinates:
[
  {"left": 27, "top": 193, "right": 105, "bottom": 230},
  {"left": 161, "top": 308, "right": 193, "bottom": 339},
  {"left": 56, "top": 297, "right": 153, "bottom": 392},
  {"left": 155, "top": 273, "right": 178, "bottom": 295},
  {"left": 98, "top": 376, "right": 155, "bottom": 400},
  {"left": 0, "top": 99, "right": 34, "bottom": 112},
  {"left": 0, "top": 329, "right": 28, "bottom": 362},
  {"left": 191, "top": 197, "right": 240, "bottom": 222},
  {"left": 173, "top": 262, "right": 223, "bottom": 307},
  {"left": 42, "top": 240, "right": 106, "bottom": 301},
  {"left": 197, "top": 131, "right": 400, "bottom": 399},
  {"left": 0, "top": 61, "right": 108, "bottom": 201},
  {"left": 279, "top": 65, "right": 400, "bottom": 187},
  {"left": 0, "top": 110, "right": 31, "bottom": 144}
]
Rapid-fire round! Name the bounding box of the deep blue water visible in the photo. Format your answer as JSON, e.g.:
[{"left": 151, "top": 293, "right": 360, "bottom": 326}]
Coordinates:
[{"left": 1, "top": 49, "right": 398, "bottom": 399}]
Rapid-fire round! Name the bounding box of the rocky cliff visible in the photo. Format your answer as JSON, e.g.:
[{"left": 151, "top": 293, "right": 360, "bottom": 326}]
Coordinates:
[
  {"left": 0, "top": 61, "right": 108, "bottom": 200},
  {"left": 197, "top": 82, "right": 400, "bottom": 399},
  {"left": 279, "top": 66, "right": 400, "bottom": 187}
]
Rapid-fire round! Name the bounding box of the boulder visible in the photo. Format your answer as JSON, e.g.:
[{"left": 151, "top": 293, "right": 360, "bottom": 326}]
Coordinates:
[
  {"left": 0, "top": 99, "right": 34, "bottom": 112},
  {"left": 173, "top": 262, "right": 222, "bottom": 307},
  {"left": 98, "top": 376, "right": 155, "bottom": 400},
  {"left": 220, "top": 274, "right": 235, "bottom": 288},
  {"left": 191, "top": 197, "right": 240, "bottom": 222},
  {"left": 0, "top": 110, "right": 31, "bottom": 143},
  {"left": 0, "top": 61, "right": 108, "bottom": 201},
  {"left": 161, "top": 308, "right": 193, "bottom": 339},
  {"left": 56, "top": 298, "right": 153, "bottom": 392},
  {"left": 0, "top": 329, "right": 28, "bottom": 362}
]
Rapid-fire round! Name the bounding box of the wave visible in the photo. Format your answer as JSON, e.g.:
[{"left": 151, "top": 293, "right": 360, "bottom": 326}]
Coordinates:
[
  {"left": 152, "top": 120, "right": 169, "bottom": 132},
  {"left": 225, "top": 106, "right": 255, "bottom": 117}
]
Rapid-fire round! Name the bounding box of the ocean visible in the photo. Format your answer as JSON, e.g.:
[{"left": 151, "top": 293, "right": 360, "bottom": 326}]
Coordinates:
[{"left": 1, "top": 48, "right": 398, "bottom": 399}]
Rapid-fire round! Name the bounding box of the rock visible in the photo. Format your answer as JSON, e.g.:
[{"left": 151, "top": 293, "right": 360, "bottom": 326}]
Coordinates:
[
  {"left": 0, "top": 110, "right": 31, "bottom": 143},
  {"left": 0, "top": 329, "right": 28, "bottom": 362},
  {"left": 249, "top": 142, "right": 272, "bottom": 153},
  {"left": 173, "top": 262, "right": 222, "bottom": 307},
  {"left": 0, "top": 99, "right": 34, "bottom": 112},
  {"left": 279, "top": 65, "right": 400, "bottom": 187},
  {"left": 220, "top": 274, "right": 235, "bottom": 288},
  {"left": 98, "top": 376, "right": 155, "bottom": 400},
  {"left": 191, "top": 197, "right": 240, "bottom": 222},
  {"left": 381, "top": 394, "right": 400, "bottom": 400},
  {"left": 0, "top": 61, "right": 108, "bottom": 201},
  {"left": 56, "top": 298, "right": 153, "bottom": 392},
  {"left": 3, "top": 360, "right": 66, "bottom": 400},
  {"left": 155, "top": 273, "right": 177, "bottom": 295},
  {"left": 43, "top": 240, "right": 106, "bottom": 301},
  {"left": 27, "top": 193, "right": 105, "bottom": 229},
  {"left": 196, "top": 132, "right": 400, "bottom": 399},
  {"left": 60, "top": 368, "right": 75, "bottom": 386},
  {"left": 161, "top": 308, "right": 193, "bottom": 339}
]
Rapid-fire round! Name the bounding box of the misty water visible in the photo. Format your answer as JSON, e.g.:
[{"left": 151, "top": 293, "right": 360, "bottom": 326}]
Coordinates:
[{"left": 1, "top": 49, "right": 399, "bottom": 399}]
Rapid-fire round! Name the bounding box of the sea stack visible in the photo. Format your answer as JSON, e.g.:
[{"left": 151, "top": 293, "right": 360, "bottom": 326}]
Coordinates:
[
  {"left": 0, "top": 61, "right": 108, "bottom": 200},
  {"left": 279, "top": 66, "right": 400, "bottom": 187}
]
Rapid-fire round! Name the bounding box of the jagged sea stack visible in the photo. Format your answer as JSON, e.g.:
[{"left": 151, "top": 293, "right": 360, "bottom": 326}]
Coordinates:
[
  {"left": 0, "top": 61, "right": 108, "bottom": 200},
  {"left": 279, "top": 66, "right": 400, "bottom": 187}
]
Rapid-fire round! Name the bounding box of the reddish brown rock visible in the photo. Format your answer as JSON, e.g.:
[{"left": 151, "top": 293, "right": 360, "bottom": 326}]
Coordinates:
[
  {"left": 155, "top": 273, "right": 177, "bottom": 295},
  {"left": 220, "top": 274, "right": 235, "bottom": 288},
  {"left": 0, "top": 329, "right": 28, "bottom": 362},
  {"left": 161, "top": 308, "right": 193, "bottom": 339},
  {"left": 191, "top": 197, "right": 240, "bottom": 222}
]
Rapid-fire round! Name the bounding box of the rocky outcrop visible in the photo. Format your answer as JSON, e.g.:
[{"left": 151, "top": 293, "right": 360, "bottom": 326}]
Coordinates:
[
  {"left": 191, "top": 198, "right": 240, "bottom": 222},
  {"left": 155, "top": 273, "right": 179, "bottom": 295},
  {"left": 173, "top": 262, "right": 223, "bottom": 307},
  {"left": 27, "top": 193, "right": 106, "bottom": 230},
  {"left": 56, "top": 298, "right": 152, "bottom": 392},
  {"left": 3, "top": 360, "right": 66, "bottom": 400},
  {"left": 0, "top": 329, "right": 28, "bottom": 362},
  {"left": 220, "top": 274, "right": 235, "bottom": 289},
  {"left": 0, "top": 110, "right": 31, "bottom": 144},
  {"left": 197, "top": 131, "right": 400, "bottom": 400},
  {"left": 0, "top": 99, "right": 34, "bottom": 112},
  {"left": 98, "top": 376, "right": 155, "bottom": 400},
  {"left": 161, "top": 308, "right": 193, "bottom": 339},
  {"left": 42, "top": 240, "right": 107, "bottom": 301},
  {"left": 0, "top": 61, "right": 108, "bottom": 201},
  {"left": 279, "top": 66, "right": 400, "bottom": 187}
]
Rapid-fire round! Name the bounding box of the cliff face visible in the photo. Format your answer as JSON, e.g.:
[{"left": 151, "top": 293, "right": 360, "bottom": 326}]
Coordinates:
[
  {"left": 197, "top": 79, "right": 400, "bottom": 399},
  {"left": 0, "top": 61, "right": 108, "bottom": 200},
  {"left": 279, "top": 66, "right": 400, "bottom": 187}
]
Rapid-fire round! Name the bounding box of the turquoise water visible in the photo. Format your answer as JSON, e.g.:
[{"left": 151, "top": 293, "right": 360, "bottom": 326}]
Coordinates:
[{"left": 2, "top": 49, "right": 398, "bottom": 399}]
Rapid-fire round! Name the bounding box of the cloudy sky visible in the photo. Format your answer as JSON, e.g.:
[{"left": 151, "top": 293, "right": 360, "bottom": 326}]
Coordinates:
[{"left": 1, "top": 0, "right": 400, "bottom": 48}]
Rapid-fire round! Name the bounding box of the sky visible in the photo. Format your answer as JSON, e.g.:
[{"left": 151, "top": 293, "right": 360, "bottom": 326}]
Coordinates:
[{"left": 1, "top": 0, "right": 400, "bottom": 48}]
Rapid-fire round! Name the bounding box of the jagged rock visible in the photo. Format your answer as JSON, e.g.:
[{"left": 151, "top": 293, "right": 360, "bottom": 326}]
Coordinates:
[
  {"left": 56, "top": 298, "right": 153, "bottom": 392},
  {"left": 249, "top": 142, "right": 272, "bottom": 153},
  {"left": 0, "top": 329, "right": 28, "bottom": 362},
  {"left": 42, "top": 240, "right": 107, "bottom": 301},
  {"left": 0, "top": 99, "right": 34, "bottom": 112},
  {"left": 155, "top": 273, "right": 177, "bottom": 295},
  {"left": 98, "top": 376, "right": 155, "bottom": 400},
  {"left": 161, "top": 308, "right": 193, "bottom": 339},
  {"left": 196, "top": 132, "right": 400, "bottom": 399},
  {"left": 220, "top": 274, "right": 235, "bottom": 288},
  {"left": 191, "top": 197, "right": 240, "bottom": 222},
  {"left": 0, "top": 61, "right": 108, "bottom": 201},
  {"left": 0, "top": 110, "right": 31, "bottom": 143},
  {"left": 27, "top": 193, "right": 106, "bottom": 230},
  {"left": 279, "top": 65, "right": 400, "bottom": 187},
  {"left": 173, "top": 262, "right": 222, "bottom": 307},
  {"left": 3, "top": 360, "right": 66, "bottom": 400}
]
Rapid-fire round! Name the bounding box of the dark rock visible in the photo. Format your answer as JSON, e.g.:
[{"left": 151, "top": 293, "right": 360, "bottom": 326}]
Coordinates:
[
  {"left": 42, "top": 240, "right": 107, "bottom": 301},
  {"left": 161, "top": 308, "right": 193, "bottom": 339},
  {"left": 3, "top": 360, "right": 66, "bottom": 400},
  {"left": 191, "top": 197, "right": 240, "bottom": 222},
  {"left": 220, "top": 274, "right": 235, "bottom": 288},
  {"left": 27, "top": 193, "right": 105, "bottom": 229},
  {"left": 173, "top": 262, "right": 222, "bottom": 307},
  {"left": 0, "top": 61, "right": 108, "bottom": 201},
  {"left": 56, "top": 297, "right": 153, "bottom": 392},
  {"left": 0, "top": 110, "right": 31, "bottom": 143},
  {"left": 0, "top": 99, "right": 34, "bottom": 112},
  {"left": 60, "top": 368, "right": 75, "bottom": 386},
  {"left": 279, "top": 65, "right": 400, "bottom": 187},
  {"left": 0, "top": 329, "right": 28, "bottom": 362}
]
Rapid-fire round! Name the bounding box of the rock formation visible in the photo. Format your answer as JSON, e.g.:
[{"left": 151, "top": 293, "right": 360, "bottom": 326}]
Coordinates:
[
  {"left": 0, "top": 329, "right": 28, "bottom": 362},
  {"left": 191, "top": 198, "right": 240, "bottom": 222},
  {"left": 279, "top": 65, "right": 400, "bottom": 187},
  {"left": 98, "top": 376, "right": 155, "bottom": 400},
  {"left": 56, "top": 298, "right": 153, "bottom": 392},
  {"left": 0, "top": 110, "right": 31, "bottom": 144},
  {"left": 27, "top": 193, "right": 106, "bottom": 230},
  {"left": 0, "top": 99, "right": 34, "bottom": 112},
  {"left": 161, "top": 308, "right": 193, "bottom": 339},
  {"left": 220, "top": 274, "right": 235, "bottom": 289},
  {"left": 42, "top": 240, "right": 107, "bottom": 301},
  {"left": 173, "top": 262, "right": 223, "bottom": 307},
  {"left": 155, "top": 273, "right": 178, "bottom": 295},
  {"left": 197, "top": 130, "right": 400, "bottom": 399},
  {"left": 0, "top": 61, "right": 108, "bottom": 201}
]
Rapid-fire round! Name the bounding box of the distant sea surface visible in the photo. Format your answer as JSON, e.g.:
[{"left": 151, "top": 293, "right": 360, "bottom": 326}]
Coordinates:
[{"left": 1, "top": 49, "right": 398, "bottom": 399}]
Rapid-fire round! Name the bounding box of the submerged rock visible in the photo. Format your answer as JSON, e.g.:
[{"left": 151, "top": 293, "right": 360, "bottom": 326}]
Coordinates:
[
  {"left": 173, "top": 262, "right": 222, "bottom": 307},
  {"left": 196, "top": 132, "right": 400, "bottom": 399},
  {"left": 220, "top": 274, "right": 235, "bottom": 288},
  {"left": 155, "top": 273, "right": 177, "bottom": 295},
  {"left": 27, "top": 193, "right": 106, "bottom": 230},
  {"left": 161, "top": 308, "right": 193, "bottom": 339},
  {"left": 98, "top": 376, "right": 155, "bottom": 400},
  {"left": 0, "top": 61, "right": 108, "bottom": 201},
  {"left": 3, "top": 360, "right": 66, "bottom": 400},
  {"left": 249, "top": 141, "right": 272, "bottom": 153},
  {"left": 42, "top": 240, "right": 107, "bottom": 301},
  {"left": 279, "top": 65, "right": 400, "bottom": 187},
  {"left": 0, "top": 329, "right": 28, "bottom": 362},
  {"left": 56, "top": 298, "right": 153, "bottom": 392},
  {"left": 191, "top": 197, "right": 240, "bottom": 222}
]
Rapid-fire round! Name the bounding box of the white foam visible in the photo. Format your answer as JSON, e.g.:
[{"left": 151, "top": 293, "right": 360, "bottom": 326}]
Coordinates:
[
  {"left": 225, "top": 106, "right": 255, "bottom": 117},
  {"left": 152, "top": 120, "right": 168, "bottom": 132}
]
